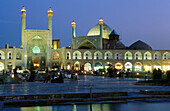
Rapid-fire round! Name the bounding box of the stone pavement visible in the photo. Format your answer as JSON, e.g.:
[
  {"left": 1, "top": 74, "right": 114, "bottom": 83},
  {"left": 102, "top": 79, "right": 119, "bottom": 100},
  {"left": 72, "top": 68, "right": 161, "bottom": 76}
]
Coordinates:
[{"left": 0, "top": 75, "right": 170, "bottom": 96}]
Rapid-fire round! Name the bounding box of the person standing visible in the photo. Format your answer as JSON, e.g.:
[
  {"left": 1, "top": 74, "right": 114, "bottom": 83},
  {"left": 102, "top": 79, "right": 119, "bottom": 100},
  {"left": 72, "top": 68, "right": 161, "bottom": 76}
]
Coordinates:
[{"left": 44, "top": 74, "right": 51, "bottom": 83}]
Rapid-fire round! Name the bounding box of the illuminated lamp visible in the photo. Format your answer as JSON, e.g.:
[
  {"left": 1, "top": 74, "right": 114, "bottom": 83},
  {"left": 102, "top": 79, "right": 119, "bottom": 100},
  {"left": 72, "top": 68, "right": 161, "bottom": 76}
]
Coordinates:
[
  {"left": 11, "top": 74, "right": 14, "bottom": 78},
  {"left": 136, "top": 72, "right": 140, "bottom": 76}
]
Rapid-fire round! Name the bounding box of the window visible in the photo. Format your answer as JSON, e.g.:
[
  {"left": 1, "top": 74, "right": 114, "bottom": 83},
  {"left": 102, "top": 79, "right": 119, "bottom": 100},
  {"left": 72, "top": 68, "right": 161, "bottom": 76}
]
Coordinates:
[
  {"left": 8, "top": 52, "right": 12, "bottom": 60},
  {"left": 155, "top": 54, "right": 157, "bottom": 60},
  {"left": 116, "top": 54, "right": 119, "bottom": 60},
  {"left": 86, "top": 53, "right": 88, "bottom": 60},
  {"left": 136, "top": 54, "right": 138, "bottom": 60},
  {"left": 75, "top": 53, "right": 78, "bottom": 60},
  {"left": 67, "top": 53, "right": 70, "bottom": 60},
  {"left": 164, "top": 55, "right": 166, "bottom": 60},
  {"left": 145, "top": 54, "right": 148, "bottom": 60},
  {"left": 126, "top": 54, "right": 128, "bottom": 60},
  {"left": 96, "top": 53, "right": 99, "bottom": 60},
  {"left": 106, "top": 54, "right": 109, "bottom": 59}
]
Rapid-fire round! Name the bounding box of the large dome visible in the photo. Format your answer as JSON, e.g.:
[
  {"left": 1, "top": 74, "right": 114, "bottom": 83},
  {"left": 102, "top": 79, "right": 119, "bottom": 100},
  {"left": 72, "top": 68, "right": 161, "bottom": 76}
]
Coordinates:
[
  {"left": 129, "top": 40, "right": 152, "bottom": 50},
  {"left": 87, "top": 23, "right": 112, "bottom": 39},
  {"left": 109, "top": 41, "right": 126, "bottom": 49},
  {"left": 116, "top": 41, "right": 126, "bottom": 49}
]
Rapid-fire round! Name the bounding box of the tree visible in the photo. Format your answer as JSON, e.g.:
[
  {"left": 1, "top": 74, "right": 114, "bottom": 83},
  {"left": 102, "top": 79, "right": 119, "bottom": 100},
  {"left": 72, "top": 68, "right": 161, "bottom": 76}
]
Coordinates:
[
  {"left": 167, "top": 71, "right": 170, "bottom": 79},
  {"left": 107, "top": 67, "right": 113, "bottom": 77},
  {"left": 153, "top": 69, "right": 162, "bottom": 79}
]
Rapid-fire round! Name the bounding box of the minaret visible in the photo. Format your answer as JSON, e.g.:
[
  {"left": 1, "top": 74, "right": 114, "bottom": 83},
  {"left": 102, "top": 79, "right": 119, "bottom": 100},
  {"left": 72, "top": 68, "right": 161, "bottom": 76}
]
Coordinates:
[
  {"left": 99, "top": 18, "right": 103, "bottom": 49},
  {"left": 48, "top": 7, "right": 53, "bottom": 31},
  {"left": 47, "top": 7, "right": 53, "bottom": 69},
  {"left": 21, "top": 6, "right": 26, "bottom": 48},
  {"left": 48, "top": 7, "right": 53, "bottom": 44},
  {"left": 72, "top": 21, "right": 76, "bottom": 38}
]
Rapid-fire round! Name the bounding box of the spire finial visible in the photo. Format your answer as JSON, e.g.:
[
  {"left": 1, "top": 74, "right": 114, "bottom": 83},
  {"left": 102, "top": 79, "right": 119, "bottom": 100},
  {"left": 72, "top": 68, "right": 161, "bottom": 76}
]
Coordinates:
[
  {"left": 48, "top": 7, "right": 53, "bottom": 17},
  {"left": 99, "top": 18, "right": 103, "bottom": 25},
  {"left": 72, "top": 21, "right": 76, "bottom": 27},
  {"left": 21, "top": 6, "right": 26, "bottom": 16}
]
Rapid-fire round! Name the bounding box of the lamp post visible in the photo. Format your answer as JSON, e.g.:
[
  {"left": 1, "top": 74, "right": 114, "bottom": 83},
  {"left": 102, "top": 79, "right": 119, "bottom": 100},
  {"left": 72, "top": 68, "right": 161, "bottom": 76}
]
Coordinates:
[
  {"left": 75, "top": 73, "right": 78, "bottom": 79},
  {"left": 11, "top": 74, "right": 14, "bottom": 83}
]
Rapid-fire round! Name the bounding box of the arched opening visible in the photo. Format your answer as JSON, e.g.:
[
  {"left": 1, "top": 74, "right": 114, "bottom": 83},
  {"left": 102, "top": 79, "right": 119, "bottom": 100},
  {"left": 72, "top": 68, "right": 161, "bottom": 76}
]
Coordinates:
[
  {"left": 33, "top": 57, "right": 40, "bottom": 68},
  {"left": 124, "top": 51, "right": 132, "bottom": 60},
  {"left": 0, "top": 51, "right": 5, "bottom": 60},
  {"left": 60, "top": 63, "right": 64, "bottom": 69},
  {"left": 78, "top": 40, "right": 96, "bottom": 49},
  {"left": 144, "top": 63, "right": 152, "bottom": 72},
  {"left": 0, "top": 62, "right": 4, "bottom": 71},
  {"left": 8, "top": 52, "right": 12, "bottom": 60},
  {"left": 134, "top": 51, "right": 142, "bottom": 60},
  {"left": 163, "top": 52, "right": 170, "bottom": 60},
  {"left": 94, "top": 51, "right": 102, "bottom": 60},
  {"left": 162, "top": 62, "right": 170, "bottom": 71},
  {"left": 73, "top": 51, "right": 81, "bottom": 60},
  {"left": 66, "top": 52, "right": 71, "bottom": 60},
  {"left": 53, "top": 52, "right": 59, "bottom": 60},
  {"left": 27, "top": 35, "right": 47, "bottom": 54},
  {"left": 115, "top": 52, "right": 122, "bottom": 60},
  {"left": 74, "top": 61, "right": 81, "bottom": 71},
  {"left": 105, "top": 62, "right": 112, "bottom": 71},
  {"left": 115, "top": 62, "right": 123, "bottom": 71},
  {"left": 84, "top": 63, "right": 92, "bottom": 72},
  {"left": 144, "top": 51, "right": 152, "bottom": 60},
  {"left": 154, "top": 52, "right": 161, "bottom": 60},
  {"left": 134, "top": 62, "right": 142, "bottom": 72},
  {"left": 124, "top": 62, "right": 132, "bottom": 71},
  {"left": 104, "top": 51, "right": 112, "bottom": 60},
  {"left": 94, "top": 62, "right": 103, "bottom": 71},
  {"left": 66, "top": 62, "right": 71, "bottom": 70},
  {"left": 16, "top": 52, "right": 22, "bottom": 60},
  {"left": 7, "top": 62, "right": 12, "bottom": 71},
  {"left": 83, "top": 51, "right": 92, "bottom": 60}
]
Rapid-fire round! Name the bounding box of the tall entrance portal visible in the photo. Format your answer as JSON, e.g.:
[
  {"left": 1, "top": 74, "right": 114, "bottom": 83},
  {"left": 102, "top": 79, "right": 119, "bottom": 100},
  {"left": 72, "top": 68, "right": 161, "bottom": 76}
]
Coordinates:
[{"left": 26, "top": 35, "right": 48, "bottom": 70}]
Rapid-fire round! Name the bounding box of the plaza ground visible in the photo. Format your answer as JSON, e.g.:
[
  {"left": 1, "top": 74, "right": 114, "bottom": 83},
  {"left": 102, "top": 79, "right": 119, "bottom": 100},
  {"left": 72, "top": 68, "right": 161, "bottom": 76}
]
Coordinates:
[{"left": 0, "top": 75, "right": 170, "bottom": 96}]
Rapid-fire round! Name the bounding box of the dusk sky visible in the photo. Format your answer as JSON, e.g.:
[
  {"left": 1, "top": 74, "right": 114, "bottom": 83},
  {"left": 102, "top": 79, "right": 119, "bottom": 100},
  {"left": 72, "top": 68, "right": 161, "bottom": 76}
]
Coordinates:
[{"left": 0, "top": 0, "right": 170, "bottom": 50}]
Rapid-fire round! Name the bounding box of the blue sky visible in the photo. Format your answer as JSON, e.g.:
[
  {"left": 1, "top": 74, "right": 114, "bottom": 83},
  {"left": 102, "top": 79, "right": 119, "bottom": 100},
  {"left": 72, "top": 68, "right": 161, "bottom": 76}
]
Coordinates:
[{"left": 0, "top": 0, "right": 170, "bottom": 50}]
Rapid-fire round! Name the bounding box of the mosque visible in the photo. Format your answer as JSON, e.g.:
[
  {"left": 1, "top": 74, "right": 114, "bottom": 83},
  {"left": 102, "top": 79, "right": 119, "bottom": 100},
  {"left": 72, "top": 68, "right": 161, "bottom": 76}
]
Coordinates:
[{"left": 0, "top": 7, "right": 169, "bottom": 73}]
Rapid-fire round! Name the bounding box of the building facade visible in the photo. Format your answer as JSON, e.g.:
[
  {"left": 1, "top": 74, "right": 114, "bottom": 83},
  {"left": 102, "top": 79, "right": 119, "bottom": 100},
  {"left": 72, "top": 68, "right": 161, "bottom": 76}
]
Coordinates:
[{"left": 0, "top": 7, "right": 169, "bottom": 73}]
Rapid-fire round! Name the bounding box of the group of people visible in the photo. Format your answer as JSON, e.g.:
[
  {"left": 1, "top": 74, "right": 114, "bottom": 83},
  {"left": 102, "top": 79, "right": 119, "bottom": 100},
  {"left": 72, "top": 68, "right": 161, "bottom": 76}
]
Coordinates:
[{"left": 44, "top": 72, "right": 64, "bottom": 83}]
